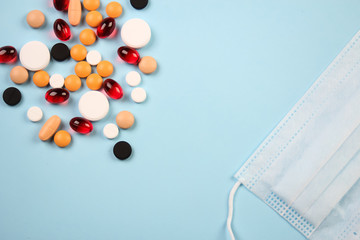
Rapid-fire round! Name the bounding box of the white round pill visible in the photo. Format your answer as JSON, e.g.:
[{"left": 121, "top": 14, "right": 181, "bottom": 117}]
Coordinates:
[
  {"left": 78, "top": 91, "right": 109, "bottom": 121},
  {"left": 86, "top": 50, "right": 102, "bottom": 66},
  {"left": 103, "top": 123, "right": 119, "bottom": 139},
  {"left": 126, "top": 71, "right": 141, "bottom": 87},
  {"left": 20, "top": 41, "right": 50, "bottom": 71},
  {"left": 49, "top": 74, "right": 64, "bottom": 88},
  {"left": 131, "top": 87, "right": 147, "bottom": 103},
  {"left": 27, "top": 106, "right": 43, "bottom": 122},
  {"left": 121, "top": 19, "right": 151, "bottom": 49}
]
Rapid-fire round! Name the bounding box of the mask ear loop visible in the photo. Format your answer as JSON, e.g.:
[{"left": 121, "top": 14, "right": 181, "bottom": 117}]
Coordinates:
[{"left": 227, "top": 180, "right": 243, "bottom": 240}]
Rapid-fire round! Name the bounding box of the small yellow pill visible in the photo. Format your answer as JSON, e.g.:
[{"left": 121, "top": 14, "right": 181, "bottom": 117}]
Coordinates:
[
  {"left": 96, "top": 60, "right": 113, "bottom": 77},
  {"left": 86, "top": 11, "right": 103, "bottom": 28},
  {"left": 65, "top": 74, "right": 82, "bottom": 92},
  {"left": 86, "top": 73, "right": 103, "bottom": 90},
  {"left": 54, "top": 130, "right": 72, "bottom": 148},
  {"left": 33, "top": 70, "right": 49, "bottom": 87},
  {"left": 70, "top": 44, "right": 87, "bottom": 61},
  {"left": 79, "top": 29, "right": 97, "bottom": 46},
  {"left": 83, "top": 0, "right": 100, "bottom": 11},
  {"left": 106, "top": 2, "right": 123, "bottom": 18},
  {"left": 75, "top": 61, "right": 92, "bottom": 78}
]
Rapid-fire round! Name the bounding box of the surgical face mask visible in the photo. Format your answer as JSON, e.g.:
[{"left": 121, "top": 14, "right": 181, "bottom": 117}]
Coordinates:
[{"left": 227, "top": 31, "right": 360, "bottom": 240}]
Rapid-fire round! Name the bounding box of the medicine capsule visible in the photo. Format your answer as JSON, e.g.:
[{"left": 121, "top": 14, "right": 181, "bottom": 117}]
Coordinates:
[
  {"left": 53, "top": 19, "right": 71, "bottom": 41},
  {"left": 139, "top": 56, "right": 157, "bottom": 74},
  {"left": 103, "top": 79, "right": 123, "bottom": 99},
  {"left": 86, "top": 11, "right": 103, "bottom": 28},
  {"left": 106, "top": 2, "right": 123, "bottom": 18},
  {"left": 53, "top": 0, "right": 70, "bottom": 11},
  {"left": 0, "top": 46, "right": 17, "bottom": 64},
  {"left": 97, "top": 17, "right": 116, "bottom": 38},
  {"left": 117, "top": 46, "right": 140, "bottom": 65},
  {"left": 27, "top": 10, "right": 45, "bottom": 28},
  {"left": 54, "top": 130, "right": 72, "bottom": 148},
  {"left": 97, "top": 60, "right": 113, "bottom": 77},
  {"left": 45, "top": 88, "right": 70, "bottom": 104},
  {"left": 70, "top": 44, "right": 87, "bottom": 61},
  {"left": 83, "top": 0, "right": 100, "bottom": 11},
  {"left": 70, "top": 117, "right": 93, "bottom": 134},
  {"left": 80, "top": 29, "right": 97, "bottom": 46}
]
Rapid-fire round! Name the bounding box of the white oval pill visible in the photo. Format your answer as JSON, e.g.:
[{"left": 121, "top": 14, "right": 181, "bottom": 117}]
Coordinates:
[
  {"left": 27, "top": 106, "right": 43, "bottom": 122},
  {"left": 121, "top": 18, "right": 151, "bottom": 49},
  {"left": 49, "top": 74, "right": 65, "bottom": 88},
  {"left": 131, "top": 87, "right": 147, "bottom": 103},
  {"left": 20, "top": 41, "right": 50, "bottom": 71},
  {"left": 78, "top": 91, "right": 109, "bottom": 121},
  {"left": 86, "top": 50, "right": 102, "bottom": 66},
  {"left": 103, "top": 123, "right": 119, "bottom": 139},
  {"left": 126, "top": 71, "right": 141, "bottom": 87}
]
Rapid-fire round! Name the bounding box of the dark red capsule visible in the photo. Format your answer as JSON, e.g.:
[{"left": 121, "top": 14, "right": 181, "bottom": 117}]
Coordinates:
[
  {"left": 117, "top": 46, "right": 140, "bottom": 65},
  {"left": 45, "top": 88, "right": 70, "bottom": 104},
  {"left": 53, "top": 0, "right": 69, "bottom": 11},
  {"left": 0, "top": 46, "right": 17, "bottom": 64},
  {"left": 97, "top": 17, "right": 116, "bottom": 39},
  {"left": 70, "top": 117, "right": 93, "bottom": 134},
  {"left": 53, "top": 19, "right": 71, "bottom": 41},
  {"left": 103, "top": 79, "right": 123, "bottom": 99}
]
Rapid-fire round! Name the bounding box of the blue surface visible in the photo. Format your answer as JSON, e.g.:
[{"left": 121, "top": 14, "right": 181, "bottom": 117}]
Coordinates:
[{"left": 0, "top": 0, "right": 360, "bottom": 239}]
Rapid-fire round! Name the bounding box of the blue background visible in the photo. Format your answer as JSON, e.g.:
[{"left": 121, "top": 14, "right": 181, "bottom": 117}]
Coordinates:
[{"left": 0, "top": 0, "right": 359, "bottom": 239}]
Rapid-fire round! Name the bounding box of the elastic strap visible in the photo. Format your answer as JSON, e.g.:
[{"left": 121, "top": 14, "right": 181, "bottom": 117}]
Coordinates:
[{"left": 227, "top": 180, "right": 242, "bottom": 240}]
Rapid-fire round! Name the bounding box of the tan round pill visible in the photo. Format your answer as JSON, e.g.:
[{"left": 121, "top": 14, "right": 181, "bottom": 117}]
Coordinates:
[
  {"left": 116, "top": 111, "right": 135, "bottom": 129},
  {"left": 26, "top": 10, "right": 45, "bottom": 28},
  {"left": 138, "top": 56, "right": 157, "bottom": 74},
  {"left": 10, "top": 66, "right": 29, "bottom": 84}
]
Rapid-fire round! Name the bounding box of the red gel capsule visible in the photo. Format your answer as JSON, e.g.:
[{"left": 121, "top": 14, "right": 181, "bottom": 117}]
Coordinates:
[
  {"left": 53, "top": 0, "right": 69, "bottom": 11},
  {"left": 45, "top": 88, "right": 70, "bottom": 104},
  {"left": 53, "top": 19, "right": 71, "bottom": 41},
  {"left": 97, "top": 17, "right": 116, "bottom": 39},
  {"left": 117, "top": 46, "right": 140, "bottom": 65},
  {"left": 103, "top": 79, "right": 123, "bottom": 99},
  {"left": 0, "top": 46, "right": 17, "bottom": 64},
  {"left": 70, "top": 117, "right": 93, "bottom": 134}
]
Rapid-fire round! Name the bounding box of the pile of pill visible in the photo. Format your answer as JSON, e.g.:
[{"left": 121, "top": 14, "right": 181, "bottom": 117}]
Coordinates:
[{"left": 1, "top": 0, "right": 156, "bottom": 160}]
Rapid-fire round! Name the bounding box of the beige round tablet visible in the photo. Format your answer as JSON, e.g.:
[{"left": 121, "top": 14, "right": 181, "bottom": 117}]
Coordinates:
[
  {"left": 103, "top": 123, "right": 119, "bottom": 139},
  {"left": 26, "top": 10, "right": 45, "bottom": 28},
  {"left": 131, "top": 87, "right": 147, "bottom": 103},
  {"left": 10, "top": 66, "right": 29, "bottom": 84},
  {"left": 27, "top": 106, "right": 43, "bottom": 122},
  {"left": 138, "top": 56, "right": 157, "bottom": 74},
  {"left": 116, "top": 111, "right": 135, "bottom": 129},
  {"left": 126, "top": 71, "right": 141, "bottom": 87},
  {"left": 50, "top": 74, "right": 65, "bottom": 88}
]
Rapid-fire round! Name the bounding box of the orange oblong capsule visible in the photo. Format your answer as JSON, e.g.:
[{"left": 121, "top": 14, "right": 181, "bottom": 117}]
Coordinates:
[
  {"left": 68, "top": 0, "right": 82, "bottom": 26},
  {"left": 39, "top": 115, "right": 61, "bottom": 141}
]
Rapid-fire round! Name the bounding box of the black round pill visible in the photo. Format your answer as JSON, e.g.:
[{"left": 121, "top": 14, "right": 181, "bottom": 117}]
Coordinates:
[
  {"left": 51, "top": 43, "right": 70, "bottom": 62},
  {"left": 3, "top": 87, "right": 21, "bottom": 106},
  {"left": 130, "top": 0, "right": 148, "bottom": 10},
  {"left": 113, "top": 141, "right": 132, "bottom": 160}
]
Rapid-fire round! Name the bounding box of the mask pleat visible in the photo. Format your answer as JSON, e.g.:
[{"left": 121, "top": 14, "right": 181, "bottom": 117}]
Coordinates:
[
  {"left": 292, "top": 122, "right": 360, "bottom": 217},
  {"left": 233, "top": 30, "right": 360, "bottom": 239}
]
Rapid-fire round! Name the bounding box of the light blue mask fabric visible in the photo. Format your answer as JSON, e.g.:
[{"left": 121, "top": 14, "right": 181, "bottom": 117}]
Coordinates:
[{"left": 227, "top": 31, "right": 360, "bottom": 240}]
